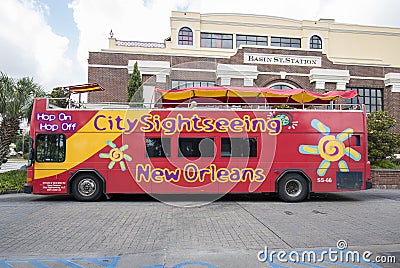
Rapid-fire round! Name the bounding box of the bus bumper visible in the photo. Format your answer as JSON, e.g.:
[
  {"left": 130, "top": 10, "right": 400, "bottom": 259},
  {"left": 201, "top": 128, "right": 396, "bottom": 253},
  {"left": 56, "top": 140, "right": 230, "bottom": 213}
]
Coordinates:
[
  {"left": 23, "top": 184, "right": 33, "bottom": 194},
  {"left": 366, "top": 180, "right": 372, "bottom": 189}
]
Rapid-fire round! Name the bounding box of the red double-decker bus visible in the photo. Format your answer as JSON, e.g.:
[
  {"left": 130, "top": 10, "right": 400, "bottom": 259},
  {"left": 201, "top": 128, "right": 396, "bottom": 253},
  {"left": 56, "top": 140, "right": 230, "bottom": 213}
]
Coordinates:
[{"left": 24, "top": 86, "right": 371, "bottom": 202}]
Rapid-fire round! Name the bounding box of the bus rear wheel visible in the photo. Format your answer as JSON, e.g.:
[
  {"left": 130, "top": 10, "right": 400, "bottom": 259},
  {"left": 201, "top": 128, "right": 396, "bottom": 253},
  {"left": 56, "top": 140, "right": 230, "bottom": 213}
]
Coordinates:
[
  {"left": 72, "top": 174, "right": 102, "bottom": 201},
  {"left": 278, "top": 173, "right": 308, "bottom": 202}
]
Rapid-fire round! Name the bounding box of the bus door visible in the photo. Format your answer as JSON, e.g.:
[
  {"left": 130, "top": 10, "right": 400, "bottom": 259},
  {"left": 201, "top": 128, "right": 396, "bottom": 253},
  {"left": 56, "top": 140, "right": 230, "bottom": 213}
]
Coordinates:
[{"left": 32, "top": 133, "right": 68, "bottom": 193}]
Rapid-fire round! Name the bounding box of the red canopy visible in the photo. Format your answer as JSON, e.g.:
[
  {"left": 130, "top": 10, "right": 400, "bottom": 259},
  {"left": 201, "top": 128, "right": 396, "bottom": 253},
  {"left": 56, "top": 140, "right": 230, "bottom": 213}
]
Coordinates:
[{"left": 67, "top": 83, "right": 104, "bottom": 93}]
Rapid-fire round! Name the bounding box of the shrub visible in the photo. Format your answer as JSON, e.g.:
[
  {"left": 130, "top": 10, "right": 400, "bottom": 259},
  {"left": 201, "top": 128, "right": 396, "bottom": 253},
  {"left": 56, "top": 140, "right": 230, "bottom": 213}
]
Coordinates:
[
  {"left": 371, "top": 160, "right": 400, "bottom": 169},
  {"left": 367, "top": 111, "right": 400, "bottom": 164},
  {"left": 0, "top": 170, "right": 26, "bottom": 194}
]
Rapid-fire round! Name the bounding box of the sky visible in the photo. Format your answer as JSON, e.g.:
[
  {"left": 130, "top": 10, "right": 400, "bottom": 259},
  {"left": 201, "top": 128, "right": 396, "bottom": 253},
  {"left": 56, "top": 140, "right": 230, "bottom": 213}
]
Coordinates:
[{"left": 1, "top": 0, "right": 400, "bottom": 92}]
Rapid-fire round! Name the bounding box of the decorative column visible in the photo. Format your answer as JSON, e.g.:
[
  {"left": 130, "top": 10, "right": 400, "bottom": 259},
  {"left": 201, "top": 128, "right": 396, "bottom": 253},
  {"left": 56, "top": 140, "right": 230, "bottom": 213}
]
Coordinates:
[
  {"left": 309, "top": 69, "right": 350, "bottom": 90},
  {"left": 216, "top": 64, "right": 259, "bottom": 86},
  {"left": 384, "top": 73, "right": 400, "bottom": 133},
  {"left": 385, "top": 73, "right": 400, "bottom": 92}
]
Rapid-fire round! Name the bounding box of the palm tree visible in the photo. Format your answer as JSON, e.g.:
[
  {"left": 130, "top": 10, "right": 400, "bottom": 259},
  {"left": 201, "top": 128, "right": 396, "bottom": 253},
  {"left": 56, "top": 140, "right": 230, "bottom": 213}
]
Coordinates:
[{"left": 0, "top": 72, "right": 45, "bottom": 166}]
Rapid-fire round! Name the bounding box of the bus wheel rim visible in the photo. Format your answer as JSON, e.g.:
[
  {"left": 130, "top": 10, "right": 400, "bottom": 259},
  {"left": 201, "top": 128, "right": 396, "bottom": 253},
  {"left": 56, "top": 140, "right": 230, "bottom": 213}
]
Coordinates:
[
  {"left": 78, "top": 178, "right": 97, "bottom": 197},
  {"left": 285, "top": 179, "right": 302, "bottom": 198}
]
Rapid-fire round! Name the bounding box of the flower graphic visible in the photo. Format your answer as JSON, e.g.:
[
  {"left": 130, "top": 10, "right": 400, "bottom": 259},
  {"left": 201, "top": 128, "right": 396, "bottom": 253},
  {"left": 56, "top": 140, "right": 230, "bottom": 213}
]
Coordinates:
[
  {"left": 267, "top": 112, "right": 299, "bottom": 130},
  {"left": 299, "top": 119, "right": 361, "bottom": 176},
  {"left": 99, "top": 140, "right": 132, "bottom": 171}
]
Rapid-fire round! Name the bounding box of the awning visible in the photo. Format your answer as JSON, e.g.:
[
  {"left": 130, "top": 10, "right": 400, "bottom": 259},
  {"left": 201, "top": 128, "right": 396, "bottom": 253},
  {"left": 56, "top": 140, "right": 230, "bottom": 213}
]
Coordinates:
[
  {"left": 156, "top": 87, "right": 357, "bottom": 104},
  {"left": 67, "top": 83, "right": 104, "bottom": 93}
]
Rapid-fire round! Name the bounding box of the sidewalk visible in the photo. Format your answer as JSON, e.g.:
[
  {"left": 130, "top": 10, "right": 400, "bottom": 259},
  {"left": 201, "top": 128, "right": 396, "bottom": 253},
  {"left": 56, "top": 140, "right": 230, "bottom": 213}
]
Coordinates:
[{"left": 0, "top": 159, "right": 26, "bottom": 173}]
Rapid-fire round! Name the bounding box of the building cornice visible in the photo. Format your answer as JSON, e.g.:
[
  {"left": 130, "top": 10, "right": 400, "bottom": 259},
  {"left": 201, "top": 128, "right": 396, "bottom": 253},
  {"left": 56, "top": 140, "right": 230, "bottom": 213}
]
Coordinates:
[
  {"left": 99, "top": 49, "right": 231, "bottom": 59},
  {"left": 88, "top": 63, "right": 386, "bottom": 82}
]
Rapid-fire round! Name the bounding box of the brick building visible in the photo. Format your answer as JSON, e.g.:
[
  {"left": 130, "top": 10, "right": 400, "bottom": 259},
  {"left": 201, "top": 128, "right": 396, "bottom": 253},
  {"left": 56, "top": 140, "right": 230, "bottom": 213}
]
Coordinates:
[{"left": 88, "top": 11, "right": 400, "bottom": 132}]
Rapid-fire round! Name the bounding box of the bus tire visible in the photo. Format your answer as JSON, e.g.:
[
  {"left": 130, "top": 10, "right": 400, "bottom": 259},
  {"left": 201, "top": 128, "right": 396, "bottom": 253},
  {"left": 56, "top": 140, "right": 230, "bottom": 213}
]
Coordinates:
[
  {"left": 71, "top": 174, "right": 102, "bottom": 201},
  {"left": 278, "top": 173, "right": 308, "bottom": 202}
]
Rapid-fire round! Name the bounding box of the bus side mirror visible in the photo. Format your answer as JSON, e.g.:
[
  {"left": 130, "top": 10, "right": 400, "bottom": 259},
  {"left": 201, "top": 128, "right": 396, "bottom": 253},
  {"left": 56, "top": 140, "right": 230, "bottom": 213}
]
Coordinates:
[{"left": 27, "top": 148, "right": 34, "bottom": 167}]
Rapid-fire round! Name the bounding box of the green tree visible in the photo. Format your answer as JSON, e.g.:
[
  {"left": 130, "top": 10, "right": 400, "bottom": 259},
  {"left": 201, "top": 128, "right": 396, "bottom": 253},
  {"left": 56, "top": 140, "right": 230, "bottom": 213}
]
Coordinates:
[
  {"left": 126, "top": 61, "right": 143, "bottom": 103},
  {"left": 48, "top": 87, "right": 71, "bottom": 108},
  {"left": 0, "top": 72, "right": 45, "bottom": 166},
  {"left": 367, "top": 110, "right": 400, "bottom": 164},
  {"left": 15, "top": 133, "right": 30, "bottom": 155}
]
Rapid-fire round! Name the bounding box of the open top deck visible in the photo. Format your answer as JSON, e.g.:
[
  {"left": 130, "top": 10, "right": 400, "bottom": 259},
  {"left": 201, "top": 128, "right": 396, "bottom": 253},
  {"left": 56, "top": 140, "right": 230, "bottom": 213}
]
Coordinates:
[{"left": 50, "top": 86, "right": 361, "bottom": 111}]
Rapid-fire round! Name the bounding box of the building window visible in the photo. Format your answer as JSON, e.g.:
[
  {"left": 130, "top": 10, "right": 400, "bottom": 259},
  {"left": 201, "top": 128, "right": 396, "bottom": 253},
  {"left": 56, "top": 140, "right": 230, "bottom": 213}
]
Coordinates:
[
  {"left": 236, "top": 35, "right": 268, "bottom": 48},
  {"left": 346, "top": 87, "right": 383, "bottom": 112},
  {"left": 268, "top": 83, "right": 295, "bottom": 90},
  {"left": 146, "top": 138, "right": 170, "bottom": 158},
  {"left": 310, "top": 35, "right": 322, "bottom": 49},
  {"left": 171, "top": 80, "right": 216, "bottom": 90},
  {"left": 178, "top": 138, "right": 214, "bottom": 158},
  {"left": 271, "top": 37, "right": 301, "bottom": 48},
  {"left": 178, "top": 27, "right": 193, "bottom": 45},
  {"left": 221, "top": 138, "right": 257, "bottom": 157},
  {"left": 36, "top": 134, "right": 66, "bottom": 162},
  {"left": 200, "top": 33, "right": 233, "bottom": 49}
]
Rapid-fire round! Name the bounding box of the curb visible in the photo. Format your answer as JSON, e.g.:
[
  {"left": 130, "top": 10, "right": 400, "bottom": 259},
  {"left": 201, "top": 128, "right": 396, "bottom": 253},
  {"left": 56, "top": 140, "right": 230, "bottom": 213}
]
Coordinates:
[{"left": 0, "top": 190, "right": 24, "bottom": 195}]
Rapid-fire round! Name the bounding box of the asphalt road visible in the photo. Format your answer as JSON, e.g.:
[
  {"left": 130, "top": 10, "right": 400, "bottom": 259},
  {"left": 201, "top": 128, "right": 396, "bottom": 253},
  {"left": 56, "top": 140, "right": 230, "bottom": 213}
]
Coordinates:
[{"left": 0, "top": 190, "right": 399, "bottom": 268}]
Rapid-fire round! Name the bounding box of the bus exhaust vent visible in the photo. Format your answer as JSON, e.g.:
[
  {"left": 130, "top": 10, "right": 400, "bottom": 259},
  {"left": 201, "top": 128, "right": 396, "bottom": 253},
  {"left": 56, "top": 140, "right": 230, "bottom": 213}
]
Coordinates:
[{"left": 336, "top": 172, "right": 362, "bottom": 190}]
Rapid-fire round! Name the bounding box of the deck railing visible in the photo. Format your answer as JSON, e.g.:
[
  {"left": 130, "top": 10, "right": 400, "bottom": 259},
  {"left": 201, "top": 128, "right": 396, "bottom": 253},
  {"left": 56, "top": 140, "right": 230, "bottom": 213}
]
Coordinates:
[{"left": 46, "top": 98, "right": 363, "bottom": 111}]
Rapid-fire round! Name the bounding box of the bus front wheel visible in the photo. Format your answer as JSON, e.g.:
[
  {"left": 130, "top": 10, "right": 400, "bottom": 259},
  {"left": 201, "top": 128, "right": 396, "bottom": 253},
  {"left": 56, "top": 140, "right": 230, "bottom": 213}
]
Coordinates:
[
  {"left": 72, "top": 174, "right": 103, "bottom": 201},
  {"left": 278, "top": 173, "right": 308, "bottom": 202}
]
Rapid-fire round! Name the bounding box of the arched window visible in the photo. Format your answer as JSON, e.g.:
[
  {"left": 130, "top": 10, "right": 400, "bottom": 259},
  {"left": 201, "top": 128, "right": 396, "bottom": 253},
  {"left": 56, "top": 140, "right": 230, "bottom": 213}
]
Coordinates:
[
  {"left": 268, "top": 83, "right": 295, "bottom": 90},
  {"left": 310, "top": 35, "right": 322, "bottom": 49},
  {"left": 178, "top": 27, "right": 193, "bottom": 45}
]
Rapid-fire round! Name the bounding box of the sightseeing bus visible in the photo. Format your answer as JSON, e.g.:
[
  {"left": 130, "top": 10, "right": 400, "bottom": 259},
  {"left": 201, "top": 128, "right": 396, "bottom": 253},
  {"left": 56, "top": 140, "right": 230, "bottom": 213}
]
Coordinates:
[{"left": 24, "top": 85, "right": 371, "bottom": 202}]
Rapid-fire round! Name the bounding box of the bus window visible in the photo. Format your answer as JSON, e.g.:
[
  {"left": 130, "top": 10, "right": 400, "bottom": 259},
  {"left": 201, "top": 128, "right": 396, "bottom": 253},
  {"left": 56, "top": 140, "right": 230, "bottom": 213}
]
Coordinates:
[
  {"left": 178, "top": 138, "right": 214, "bottom": 158},
  {"left": 146, "top": 138, "right": 171, "bottom": 158},
  {"left": 36, "top": 134, "right": 66, "bottom": 162},
  {"left": 221, "top": 138, "right": 257, "bottom": 157},
  {"left": 354, "top": 135, "right": 361, "bottom": 146}
]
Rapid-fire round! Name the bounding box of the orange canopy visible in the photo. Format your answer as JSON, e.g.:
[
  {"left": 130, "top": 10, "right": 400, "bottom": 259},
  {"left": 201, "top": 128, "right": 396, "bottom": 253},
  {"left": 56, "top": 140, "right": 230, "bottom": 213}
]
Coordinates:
[{"left": 156, "top": 87, "right": 357, "bottom": 104}]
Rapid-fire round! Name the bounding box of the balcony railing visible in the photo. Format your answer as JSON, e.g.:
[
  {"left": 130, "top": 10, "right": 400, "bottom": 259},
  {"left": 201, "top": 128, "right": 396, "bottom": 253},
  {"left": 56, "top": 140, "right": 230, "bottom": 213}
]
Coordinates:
[{"left": 115, "top": 39, "right": 166, "bottom": 48}]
